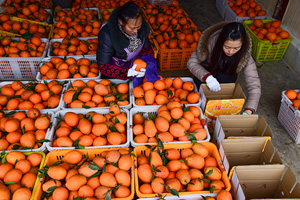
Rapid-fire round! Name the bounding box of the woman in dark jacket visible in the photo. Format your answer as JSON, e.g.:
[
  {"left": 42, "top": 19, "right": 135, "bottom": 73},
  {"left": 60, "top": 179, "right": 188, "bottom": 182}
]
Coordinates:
[{"left": 96, "top": 2, "right": 154, "bottom": 80}]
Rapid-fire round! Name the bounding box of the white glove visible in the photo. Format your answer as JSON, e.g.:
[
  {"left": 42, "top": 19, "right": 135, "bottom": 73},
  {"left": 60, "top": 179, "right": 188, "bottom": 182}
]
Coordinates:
[
  {"left": 127, "top": 64, "right": 146, "bottom": 78},
  {"left": 206, "top": 75, "right": 221, "bottom": 92}
]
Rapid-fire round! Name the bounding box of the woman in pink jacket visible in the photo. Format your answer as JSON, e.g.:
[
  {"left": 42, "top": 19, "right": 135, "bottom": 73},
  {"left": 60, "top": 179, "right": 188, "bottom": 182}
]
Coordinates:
[{"left": 187, "top": 21, "right": 261, "bottom": 114}]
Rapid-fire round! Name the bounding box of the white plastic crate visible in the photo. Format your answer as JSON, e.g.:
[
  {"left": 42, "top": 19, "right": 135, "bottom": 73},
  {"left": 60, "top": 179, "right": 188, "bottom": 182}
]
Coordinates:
[
  {"left": 223, "top": 1, "right": 268, "bottom": 22},
  {"left": 130, "top": 106, "right": 210, "bottom": 147},
  {"left": 278, "top": 90, "right": 300, "bottom": 144},
  {"left": 46, "top": 108, "right": 130, "bottom": 151},
  {"left": 216, "top": 0, "right": 226, "bottom": 19},
  {"left": 2, "top": 110, "right": 54, "bottom": 153},
  {"left": 47, "top": 37, "right": 97, "bottom": 58},
  {"left": 61, "top": 79, "right": 133, "bottom": 110},
  {"left": 137, "top": 193, "right": 217, "bottom": 200},
  {"left": 1, "top": 8, "right": 52, "bottom": 23},
  {"left": 148, "top": 0, "right": 172, "bottom": 5},
  {"left": 0, "top": 38, "right": 49, "bottom": 80},
  {"left": 132, "top": 77, "right": 201, "bottom": 107},
  {"left": 53, "top": 8, "right": 100, "bottom": 23},
  {"left": 36, "top": 56, "right": 101, "bottom": 81},
  {"left": 0, "top": 80, "right": 66, "bottom": 112}
]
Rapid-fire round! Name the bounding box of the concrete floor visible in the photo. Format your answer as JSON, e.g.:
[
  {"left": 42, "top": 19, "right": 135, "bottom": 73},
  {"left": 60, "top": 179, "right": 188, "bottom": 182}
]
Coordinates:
[{"left": 158, "top": 0, "right": 300, "bottom": 181}]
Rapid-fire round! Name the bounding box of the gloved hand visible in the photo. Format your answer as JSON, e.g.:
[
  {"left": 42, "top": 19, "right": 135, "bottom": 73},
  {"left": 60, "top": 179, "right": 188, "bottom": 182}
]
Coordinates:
[
  {"left": 242, "top": 109, "right": 253, "bottom": 115},
  {"left": 206, "top": 75, "right": 221, "bottom": 92},
  {"left": 127, "top": 64, "right": 146, "bottom": 78}
]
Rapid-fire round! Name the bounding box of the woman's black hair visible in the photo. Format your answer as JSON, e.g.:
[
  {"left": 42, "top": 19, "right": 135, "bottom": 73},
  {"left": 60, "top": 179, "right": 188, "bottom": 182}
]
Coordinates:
[
  {"left": 118, "top": 2, "right": 142, "bottom": 24},
  {"left": 206, "top": 22, "right": 247, "bottom": 78}
]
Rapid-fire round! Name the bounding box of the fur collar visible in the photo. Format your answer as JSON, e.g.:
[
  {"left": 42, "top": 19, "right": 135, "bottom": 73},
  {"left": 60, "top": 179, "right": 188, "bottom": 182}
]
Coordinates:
[
  {"left": 107, "top": 7, "right": 150, "bottom": 50},
  {"left": 196, "top": 21, "right": 252, "bottom": 73}
]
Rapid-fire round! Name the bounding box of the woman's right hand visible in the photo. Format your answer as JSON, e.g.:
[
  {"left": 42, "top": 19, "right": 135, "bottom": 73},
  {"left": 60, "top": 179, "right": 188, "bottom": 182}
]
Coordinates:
[{"left": 206, "top": 75, "right": 221, "bottom": 92}]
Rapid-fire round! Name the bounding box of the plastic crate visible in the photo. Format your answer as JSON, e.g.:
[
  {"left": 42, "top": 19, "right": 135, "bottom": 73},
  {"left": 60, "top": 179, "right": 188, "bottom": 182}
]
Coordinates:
[
  {"left": 129, "top": 106, "right": 210, "bottom": 147},
  {"left": 0, "top": 15, "right": 52, "bottom": 39},
  {"left": 2, "top": 109, "right": 54, "bottom": 153},
  {"left": 153, "top": 38, "right": 196, "bottom": 71},
  {"left": 0, "top": 151, "right": 46, "bottom": 200},
  {"left": 137, "top": 193, "right": 217, "bottom": 200},
  {"left": 1, "top": 8, "right": 52, "bottom": 23},
  {"left": 149, "top": 35, "right": 158, "bottom": 59},
  {"left": 278, "top": 90, "right": 300, "bottom": 144},
  {"left": 47, "top": 37, "right": 98, "bottom": 58},
  {"left": 46, "top": 108, "right": 130, "bottom": 151},
  {"left": 132, "top": 77, "right": 201, "bottom": 107},
  {"left": 147, "top": 0, "right": 172, "bottom": 5},
  {"left": 0, "top": 80, "right": 66, "bottom": 112},
  {"left": 53, "top": 7, "right": 100, "bottom": 23},
  {"left": 0, "top": 0, "right": 52, "bottom": 9},
  {"left": 34, "top": 148, "right": 134, "bottom": 200},
  {"left": 243, "top": 19, "right": 293, "bottom": 61},
  {"left": 134, "top": 143, "right": 231, "bottom": 198},
  {"left": 61, "top": 79, "right": 133, "bottom": 110},
  {"left": 223, "top": 1, "right": 268, "bottom": 22},
  {"left": 216, "top": 0, "right": 226, "bottom": 19},
  {"left": 0, "top": 38, "right": 49, "bottom": 80},
  {"left": 36, "top": 56, "right": 101, "bottom": 81}
]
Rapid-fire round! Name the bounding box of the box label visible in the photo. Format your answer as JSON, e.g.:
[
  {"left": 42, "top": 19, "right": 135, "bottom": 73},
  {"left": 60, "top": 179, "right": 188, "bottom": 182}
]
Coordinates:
[
  {"left": 204, "top": 99, "right": 245, "bottom": 132},
  {"left": 204, "top": 99, "right": 245, "bottom": 119}
]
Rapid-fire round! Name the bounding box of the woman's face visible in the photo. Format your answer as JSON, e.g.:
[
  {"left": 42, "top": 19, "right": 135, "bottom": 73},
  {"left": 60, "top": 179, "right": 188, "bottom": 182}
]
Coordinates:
[
  {"left": 119, "top": 16, "right": 142, "bottom": 36},
  {"left": 223, "top": 39, "right": 242, "bottom": 57}
]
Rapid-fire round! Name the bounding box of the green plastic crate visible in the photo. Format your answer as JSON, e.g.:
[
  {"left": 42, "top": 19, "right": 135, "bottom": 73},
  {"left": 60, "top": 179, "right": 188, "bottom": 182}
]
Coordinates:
[{"left": 243, "top": 19, "right": 293, "bottom": 62}]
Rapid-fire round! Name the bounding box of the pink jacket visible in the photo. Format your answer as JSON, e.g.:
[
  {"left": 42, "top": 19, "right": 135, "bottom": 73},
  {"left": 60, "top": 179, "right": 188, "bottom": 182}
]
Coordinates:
[{"left": 187, "top": 21, "right": 261, "bottom": 112}]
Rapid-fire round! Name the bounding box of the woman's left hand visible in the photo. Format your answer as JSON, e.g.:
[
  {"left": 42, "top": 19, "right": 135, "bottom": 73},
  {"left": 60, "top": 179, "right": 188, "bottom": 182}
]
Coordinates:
[{"left": 242, "top": 109, "right": 253, "bottom": 115}]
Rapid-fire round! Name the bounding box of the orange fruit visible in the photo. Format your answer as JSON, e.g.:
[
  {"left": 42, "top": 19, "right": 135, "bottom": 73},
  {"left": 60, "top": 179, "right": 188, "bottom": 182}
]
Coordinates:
[{"left": 285, "top": 89, "right": 297, "bottom": 100}]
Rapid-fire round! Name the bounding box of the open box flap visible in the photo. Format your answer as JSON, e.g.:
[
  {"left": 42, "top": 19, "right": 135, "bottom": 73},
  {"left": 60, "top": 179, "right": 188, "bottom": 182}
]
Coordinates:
[
  {"left": 219, "top": 115, "right": 259, "bottom": 128},
  {"left": 235, "top": 165, "right": 285, "bottom": 181},
  {"left": 263, "top": 126, "right": 273, "bottom": 137},
  {"left": 221, "top": 138, "right": 266, "bottom": 152}
]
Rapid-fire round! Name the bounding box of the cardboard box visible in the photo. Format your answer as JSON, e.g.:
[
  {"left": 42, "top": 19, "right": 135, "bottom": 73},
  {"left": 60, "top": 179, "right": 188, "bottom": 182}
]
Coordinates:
[
  {"left": 219, "top": 138, "right": 282, "bottom": 174},
  {"left": 230, "top": 165, "right": 300, "bottom": 200},
  {"left": 213, "top": 115, "right": 273, "bottom": 147},
  {"left": 199, "top": 83, "right": 246, "bottom": 132}
]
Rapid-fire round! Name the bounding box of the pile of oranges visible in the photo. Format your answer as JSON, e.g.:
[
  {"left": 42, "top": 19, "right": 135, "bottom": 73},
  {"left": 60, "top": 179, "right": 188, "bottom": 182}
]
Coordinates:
[
  {"left": 63, "top": 79, "right": 130, "bottom": 108},
  {"left": 38, "top": 149, "right": 133, "bottom": 199},
  {"left": 51, "top": 106, "right": 127, "bottom": 148},
  {"left": 0, "top": 14, "right": 50, "bottom": 38},
  {"left": 132, "top": 104, "right": 207, "bottom": 144},
  {"left": 0, "top": 80, "right": 65, "bottom": 110},
  {"left": 249, "top": 19, "right": 290, "bottom": 42},
  {"left": 50, "top": 37, "right": 98, "bottom": 56},
  {"left": 52, "top": 6, "right": 101, "bottom": 38},
  {"left": 0, "top": 108, "right": 51, "bottom": 150},
  {"left": 3, "top": 4, "right": 50, "bottom": 22},
  {"left": 133, "top": 77, "right": 200, "bottom": 106},
  {"left": 228, "top": 0, "right": 266, "bottom": 18},
  {"left": 0, "top": 36, "right": 46, "bottom": 57},
  {"left": 285, "top": 89, "right": 300, "bottom": 109},
  {"left": 71, "top": 0, "right": 145, "bottom": 9},
  {"left": 39, "top": 57, "right": 99, "bottom": 80},
  {"left": 1, "top": 0, "right": 51, "bottom": 9},
  {"left": 143, "top": 2, "right": 201, "bottom": 49},
  {"left": 135, "top": 143, "right": 228, "bottom": 196},
  {"left": 54, "top": 6, "right": 99, "bottom": 22},
  {"left": 0, "top": 151, "right": 44, "bottom": 199}
]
